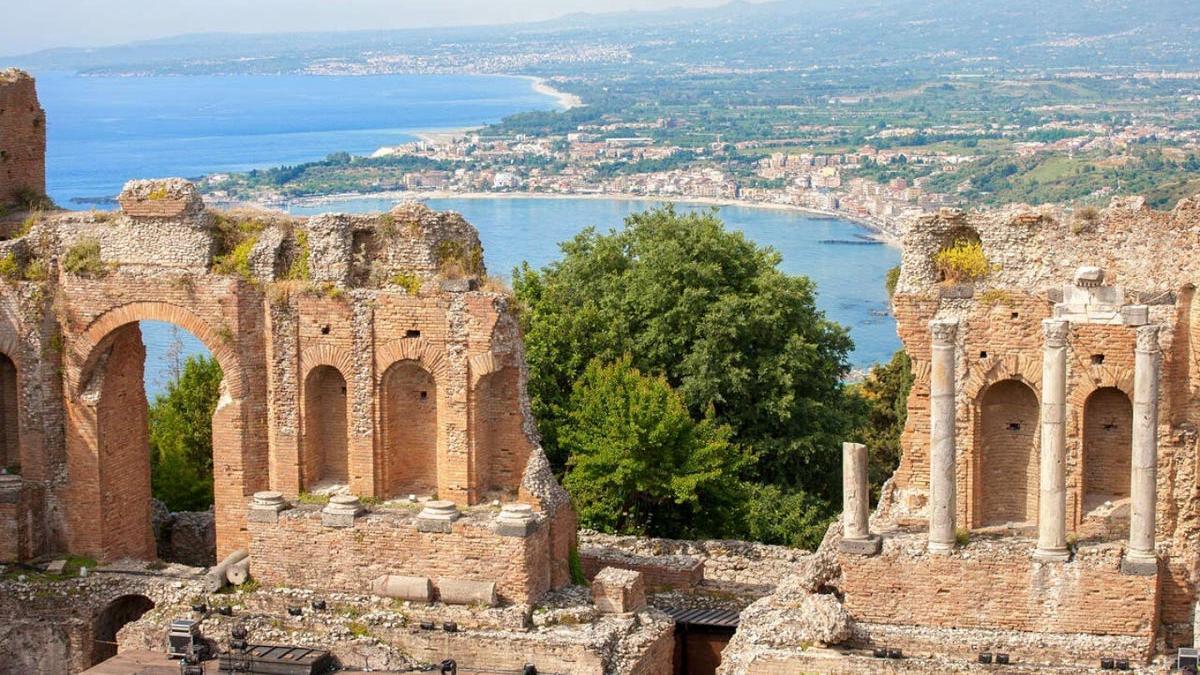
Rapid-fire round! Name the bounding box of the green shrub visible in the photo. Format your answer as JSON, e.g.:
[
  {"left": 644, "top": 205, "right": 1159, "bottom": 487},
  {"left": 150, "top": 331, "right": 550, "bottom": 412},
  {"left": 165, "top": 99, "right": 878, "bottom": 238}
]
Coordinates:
[
  {"left": 568, "top": 546, "right": 587, "bottom": 586},
  {"left": 390, "top": 271, "right": 422, "bottom": 294},
  {"left": 14, "top": 188, "right": 54, "bottom": 212},
  {"left": 955, "top": 527, "right": 970, "bottom": 547},
  {"left": 435, "top": 239, "right": 484, "bottom": 278},
  {"left": 0, "top": 253, "right": 20, "bottom": 282},
  {"left": 884, "top": 265, "right": 900, "bottom": 297},
  {"left": 62, "top": 239, "right": 107, "bottom": 278},
  {"left": 211, "top": 215, "right": 266, "bottom": 280},
  {"left": 934, "top": 238, "right": 990, "bottom": 283},
  {"left": 285, "top": 229, "right": 310, "bottom": 281}
]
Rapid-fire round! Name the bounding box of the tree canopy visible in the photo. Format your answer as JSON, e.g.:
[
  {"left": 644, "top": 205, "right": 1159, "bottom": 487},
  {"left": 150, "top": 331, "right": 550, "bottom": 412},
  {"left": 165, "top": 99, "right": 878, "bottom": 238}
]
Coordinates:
[
  {"left": 149, "top": 354, "right": 223, "bottom": 512},
  {"left": 515, "top": 206, "right": 875, "bottom": 547}
]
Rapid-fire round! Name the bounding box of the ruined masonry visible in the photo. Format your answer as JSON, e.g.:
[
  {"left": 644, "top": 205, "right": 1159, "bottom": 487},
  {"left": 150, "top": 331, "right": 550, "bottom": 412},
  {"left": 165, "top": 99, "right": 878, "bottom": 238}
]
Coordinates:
[
  {"left": 0, "top": 71, "right": 692, "bottom": 675},
  {"left": 720, "top": 199, "right": 1200, "bottom": 672}
]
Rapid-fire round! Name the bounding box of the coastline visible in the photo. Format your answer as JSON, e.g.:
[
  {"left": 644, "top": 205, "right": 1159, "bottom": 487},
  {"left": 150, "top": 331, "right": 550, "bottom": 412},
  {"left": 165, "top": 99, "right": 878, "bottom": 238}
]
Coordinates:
[
  {"left": 522, "top": 76, "right": 583, "bottom": 110},
  {"left": 225, "top": 189, "right": 902, "bottom": 247}
]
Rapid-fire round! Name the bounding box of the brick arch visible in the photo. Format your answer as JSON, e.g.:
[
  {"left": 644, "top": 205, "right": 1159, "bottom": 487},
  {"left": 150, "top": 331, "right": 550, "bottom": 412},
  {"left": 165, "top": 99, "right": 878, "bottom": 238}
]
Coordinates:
[
  {"left": 299, "top": 344, "right": 355, "bottom": 382},
  {"left": 376, "top": 337, "right": 448, "bottom": 384},
  {"left": 964, "top": 354, "right": 1042, "bottom": 404},
  {"left": 70, "top": 301, "right": 243, "bottom": 399},
  {"left": 0, "top": 333, "right": 22, "bottom": 365},
  {"left": 1066, "top": 364, "right": 1135, "bottom": 410}
]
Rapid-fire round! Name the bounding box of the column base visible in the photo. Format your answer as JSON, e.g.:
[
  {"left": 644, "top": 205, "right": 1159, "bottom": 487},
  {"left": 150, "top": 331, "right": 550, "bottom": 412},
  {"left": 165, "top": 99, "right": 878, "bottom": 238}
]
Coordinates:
[
  {"left": 927, "top": 540, "right": 955, "bottom": 556},
  {"left": 839, "top": 535, "right": 881, "bottom": 556},
  {"left": 1121, "top": 553, "right": 1158, "bottom": 576},
  {"left": 1033, "top": 546, "right": 1070, "bottom": 563}
]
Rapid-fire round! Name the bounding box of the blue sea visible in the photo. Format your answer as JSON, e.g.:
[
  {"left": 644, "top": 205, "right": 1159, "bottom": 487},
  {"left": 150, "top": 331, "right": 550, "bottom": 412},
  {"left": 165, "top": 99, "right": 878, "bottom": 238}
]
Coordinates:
[{"left": 32, "top": 72, "right": 899, "bottom": 395}]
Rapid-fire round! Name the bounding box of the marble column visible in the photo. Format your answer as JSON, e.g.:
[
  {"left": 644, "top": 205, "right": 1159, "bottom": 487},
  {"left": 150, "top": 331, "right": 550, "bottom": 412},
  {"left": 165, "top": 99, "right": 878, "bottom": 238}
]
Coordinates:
[
  {"left": 928, "top": 319, "right": 958, "bottom": 554},
  {"left": 1035, "top": 319, "right": 1070, "bottom": 561},
  {"left": 840, "top": 442, "right": 880, "bottom": 555},
  {"left": 1124, "top": 324, "right": 1160, "bottom": 574}
]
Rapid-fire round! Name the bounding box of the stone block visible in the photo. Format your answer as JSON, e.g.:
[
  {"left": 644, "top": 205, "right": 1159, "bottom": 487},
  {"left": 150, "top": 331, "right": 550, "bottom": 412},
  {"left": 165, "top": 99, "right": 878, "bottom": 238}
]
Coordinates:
[
  {"left": 1121, "top": 304, "right": 1149, "bottom": 326},
  {"left": 939, "top": 283, "right": 974, "bottom": 299},
  {"left": 1073, "top": 266, "right": 1105, "bottom": 286},
  {"left": 416, "top": 500, "right": 460, "bottom": 533},
  {"left": 321, "top": 495, "right": 364, "bottom": 528},
  {"left": 247, "top": 491, "right": 290, "bottom": 524},
  {"left": 437, "top": 578, "right": 497, "bottom": 607},
  {"left": 226, "top": 558, "right": 250, "bottom": 586},
  {"left": 370, "top": 574, "right": 433, "bottom": 602},
  {"left": 838, "top": 535, "right": 882, "bottom": 556},
  {"left": 117, "top": 178, "right": 205, "bottom": 220},
  {"left": 494, "top": 503, "right": 538, "bottom": 537},
  {"left": 1137, "top": 290, "right": 1176, "bottom": 305},
  {"left": 44, "top": 559, "right": 66, "bottom": 575},
  {"left": 439, "top": 278, "right": 473, "bottom": 293},
  {"left": 1120, "top": 557, "right": 1158, "bottom": 577},
  {"left": 592, "top": 567, "right": 646, "bottom": 614}
]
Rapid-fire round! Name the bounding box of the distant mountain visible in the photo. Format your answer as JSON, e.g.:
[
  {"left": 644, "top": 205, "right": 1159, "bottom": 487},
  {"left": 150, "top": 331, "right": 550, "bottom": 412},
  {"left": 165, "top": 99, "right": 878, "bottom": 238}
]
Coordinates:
[{"left": 8, "top": 0, "right": 1200, "bottom": 76}]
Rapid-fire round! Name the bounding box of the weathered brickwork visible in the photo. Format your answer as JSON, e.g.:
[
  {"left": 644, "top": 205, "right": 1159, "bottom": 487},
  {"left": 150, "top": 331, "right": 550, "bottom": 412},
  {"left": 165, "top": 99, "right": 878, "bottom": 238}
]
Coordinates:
[
  {"left": 0, "top": 74, "right": 575, "bottom": 624},
  {"left": 0, "top": 70, "right": 45, "bottom": 206}
]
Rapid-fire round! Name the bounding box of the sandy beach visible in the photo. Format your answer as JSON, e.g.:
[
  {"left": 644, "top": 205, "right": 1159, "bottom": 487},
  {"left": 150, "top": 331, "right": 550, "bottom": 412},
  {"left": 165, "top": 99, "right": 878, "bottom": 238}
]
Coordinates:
[{"left": 524, "top": 76, "right": 584, "bottom": 110}]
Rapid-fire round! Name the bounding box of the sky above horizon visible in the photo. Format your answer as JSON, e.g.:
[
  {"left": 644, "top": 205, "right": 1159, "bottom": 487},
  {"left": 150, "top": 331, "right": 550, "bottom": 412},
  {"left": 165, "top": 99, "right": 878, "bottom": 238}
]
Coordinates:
[{"left": 2, "top": 0, "right": 737, "bottom": 56}]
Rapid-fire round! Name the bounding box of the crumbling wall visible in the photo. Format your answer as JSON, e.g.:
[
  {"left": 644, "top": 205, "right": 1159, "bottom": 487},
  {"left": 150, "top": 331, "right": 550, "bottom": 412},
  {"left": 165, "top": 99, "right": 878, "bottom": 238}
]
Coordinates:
[{"left": 0, "top": 69, "right": 45, "bottom": 206}]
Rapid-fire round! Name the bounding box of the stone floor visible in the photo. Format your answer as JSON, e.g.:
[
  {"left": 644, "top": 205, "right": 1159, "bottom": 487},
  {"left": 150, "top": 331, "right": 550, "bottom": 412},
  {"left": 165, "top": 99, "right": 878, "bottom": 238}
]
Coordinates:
[{"left": 82, "top": 650, "right": 522, "bottom": 674}]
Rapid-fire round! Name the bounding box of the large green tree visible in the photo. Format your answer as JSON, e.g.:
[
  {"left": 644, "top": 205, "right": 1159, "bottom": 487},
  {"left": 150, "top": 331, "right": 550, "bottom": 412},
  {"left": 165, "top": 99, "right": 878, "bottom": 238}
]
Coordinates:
[
  {"left": 149, "top": 354, "right": 223, "bottom": 512},
  {"left": 514, "top": 205, "right": 858, "bottom": 504},
  {"left": 561, "top": 356, "right": 746, "bottom": 539},
  {"left": 848, "top": 350, "right": 914, "bottom": 500}
]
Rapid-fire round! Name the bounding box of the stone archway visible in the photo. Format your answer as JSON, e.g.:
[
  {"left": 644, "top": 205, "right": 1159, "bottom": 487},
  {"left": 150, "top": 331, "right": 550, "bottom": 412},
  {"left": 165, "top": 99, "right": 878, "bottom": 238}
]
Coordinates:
[
  {"left": 64, "top": 302, "right": 253, "bottom": 562},
  {"left": 0, "top": 352, "right": 18, "bottom": 471},
  {"left": 1082, "top": 387, "right": 1132, "bottom": 509},
  {"left": 380, "top": 360, "right": 438, "bottom": 498},
  {"left": 472, "top": 366, "right": 526, "bottom": 499},
  {"left": 977, "top": 379, "right": 1040, "bottom": 527},
  {"left": 303, "top": 365, "right": 349, "bottom": 488},
  {"left": 91, "top": 594, "right": 155, "bottom": 665}
]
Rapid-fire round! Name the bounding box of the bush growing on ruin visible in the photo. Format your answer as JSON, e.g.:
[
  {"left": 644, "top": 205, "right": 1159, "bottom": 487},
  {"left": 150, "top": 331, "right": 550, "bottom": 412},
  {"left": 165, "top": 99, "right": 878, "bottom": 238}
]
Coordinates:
[
  {"left": 515, "top": 206, "right": 857, "bottom": 514},
  {"left": 62, "top": 239, "right": 108, "bottom": 278},
  {"left": 933, "top": 238, "right": 990, "bottom": 283},
  {"left": 560, "top": 356, "right": 747, "bottom": 539},
  {"left": 742, "top": 483, "right": 833, "bottom": 549},
  {"left": 149, "top": 355, "right": 222, "bottom": 511}
]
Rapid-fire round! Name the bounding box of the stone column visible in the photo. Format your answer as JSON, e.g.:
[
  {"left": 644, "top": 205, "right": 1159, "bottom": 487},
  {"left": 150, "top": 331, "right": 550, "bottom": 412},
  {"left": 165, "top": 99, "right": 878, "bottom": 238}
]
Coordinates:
[
  {"left": 1123, "top": 324, "right": 1160, "bottom": 575},
  {"left": 840, "top": 442, "right": 881, "bottom": 554},
  {"left": 928, "top": 319, "right": 958, "bottom": 554},
  {"left": 1035, "top": 319, "right": 1070, "bottom": 562}
]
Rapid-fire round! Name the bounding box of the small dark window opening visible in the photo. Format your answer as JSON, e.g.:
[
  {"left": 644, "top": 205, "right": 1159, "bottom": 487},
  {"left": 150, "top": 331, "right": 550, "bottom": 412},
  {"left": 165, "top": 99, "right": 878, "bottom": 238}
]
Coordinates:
[
  {"left": 1091, "top": 354, "right": 1105, "bottom": 365},
  {"left": 1103, "top": 423, "right": 1117, "bottom": 431},
  {"left": 321, "top": 324, "right": 331, "bottom": 335},
  {"left": 979, "top": 351, "right": 988, "bottom": 359},
  {"left": 340, "top": 386, "right": 347, "bottom": 395},
  {"left": 420, "top": 391, "right": 428, "bottom": 399},
  {"left": 1010, "top": 312, "right": 1019, "bottom": 319},
  {"left": 406, "top": 329, "right": 421, "bottom": 338},
  {"left": 1007, "top": 422, "right": 1021, "bottom": 432}
]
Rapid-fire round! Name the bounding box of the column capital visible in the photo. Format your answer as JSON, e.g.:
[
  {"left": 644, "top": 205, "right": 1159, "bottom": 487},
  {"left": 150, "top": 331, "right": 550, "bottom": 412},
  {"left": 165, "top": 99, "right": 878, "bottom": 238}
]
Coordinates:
[
  {"left": 1042, "top": 318, "right": 1070, "bottom": 347},
  {"left": 930, "top": 319, "right": 958, "bottom": 346},
  {"left": 1136, "top": 324, "right": 1161, "bottom": 354}
]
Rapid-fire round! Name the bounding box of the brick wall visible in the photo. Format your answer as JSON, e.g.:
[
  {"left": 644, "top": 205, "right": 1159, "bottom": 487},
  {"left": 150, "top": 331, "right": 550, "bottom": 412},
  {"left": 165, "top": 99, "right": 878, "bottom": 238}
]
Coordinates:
[
  {"left": 249, "top": 506, "right": 555, "bottom": 605},
  {"left": 838, "top": 540, "right": 1159, "bottom": 640},
  {"left": 977, "top": 378, "right": 1039, "bottom": 526},
  {"left": 473, "top": 366, "right": 528, "bottom": 497},
  {"left": 0, "top": 70, "right": 46, "bottom": 205},
  {"left": 381, "top": 360, "right": 438, "bottom": 496},
  {"left": 1083, "top": 387, "right": 1132, "bottom": 503}
]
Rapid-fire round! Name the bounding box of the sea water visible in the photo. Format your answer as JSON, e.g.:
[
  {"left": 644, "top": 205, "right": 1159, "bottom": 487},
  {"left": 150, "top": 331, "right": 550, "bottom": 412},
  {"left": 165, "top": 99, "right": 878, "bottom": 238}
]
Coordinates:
[{"left": 32, "top": 72, "right": 899, "bottom": 395}]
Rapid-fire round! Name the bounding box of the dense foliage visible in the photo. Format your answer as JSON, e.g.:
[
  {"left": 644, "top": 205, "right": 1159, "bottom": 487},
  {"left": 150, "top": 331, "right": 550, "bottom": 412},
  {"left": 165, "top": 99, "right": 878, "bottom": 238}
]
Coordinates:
[
  {"left": 848, "top": 350, "right": 914, "bottom": 501},
  {"left": 149, "top": 355, "right": 223, "bottom": 512},
  {"left": 516, "top": 206, "right": 872, "bottom": 547},
  {"left": 561, "top": 356, "right": 745, "bottom": 539}
]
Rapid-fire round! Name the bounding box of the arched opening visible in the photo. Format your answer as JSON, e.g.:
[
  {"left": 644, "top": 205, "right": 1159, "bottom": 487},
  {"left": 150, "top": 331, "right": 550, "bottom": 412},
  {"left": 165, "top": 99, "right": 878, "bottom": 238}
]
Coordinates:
[
  {"left": 304, "top": 365, "right": 349, "bottom": 489},
  {"left": 91, "top": 594, "right": 155, "bottom": 665},
  {"left": 71, "top": 314, "right": 227, "bottom": 563},
  {"left": 1083, "top": 387, "right": 1132, "bottom": 510},
  {"left": 0, "top": 353, "right": 18, "bottom": 472},
  {"left": 380, "top": 360, "right": 437, "bottom": 497},
  {"left": 473, "top": 367, "right": 526, "bottom": 499},
  {"left": 978, "top": 379, "right": 1039, "bottom": 527}
]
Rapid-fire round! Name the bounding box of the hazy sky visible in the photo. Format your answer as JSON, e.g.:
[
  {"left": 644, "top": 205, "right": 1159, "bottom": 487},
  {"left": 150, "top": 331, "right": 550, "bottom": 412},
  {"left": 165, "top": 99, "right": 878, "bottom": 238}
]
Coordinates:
[{"left": 2, "top": 0, "right": 735, "bottom": 55}]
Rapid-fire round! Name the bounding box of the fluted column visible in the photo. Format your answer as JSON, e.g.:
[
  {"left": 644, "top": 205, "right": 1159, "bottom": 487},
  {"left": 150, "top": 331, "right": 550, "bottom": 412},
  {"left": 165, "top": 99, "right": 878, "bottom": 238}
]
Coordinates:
[
  {"left": 928, "top": 319, "right": 958, "bottom": 554},
  {"left": 1123, "top": 324, "right": 1160, "bottom": 575},
  {"left": 839, "top": 441, "right": 881, "bottom": 555},
  {"left": 1035, "top": 319, "right": 1070, "bottom": 562}
]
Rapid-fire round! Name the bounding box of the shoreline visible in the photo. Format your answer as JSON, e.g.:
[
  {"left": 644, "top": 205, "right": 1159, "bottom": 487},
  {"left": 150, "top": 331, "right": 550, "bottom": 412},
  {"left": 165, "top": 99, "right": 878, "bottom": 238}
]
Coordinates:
[
  {"left": 226, "top": 189, "right": 902, "bottom": 247},
  {"left": 522, "top": 76, "right": 583, "bottom": 110}
]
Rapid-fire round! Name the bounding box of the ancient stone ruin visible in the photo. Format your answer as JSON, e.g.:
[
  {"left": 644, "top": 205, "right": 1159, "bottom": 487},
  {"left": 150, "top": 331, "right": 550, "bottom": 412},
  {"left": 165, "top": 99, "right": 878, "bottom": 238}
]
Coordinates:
[{"left": 720, "top": 199, "right": 1200, "bottom": 671}]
